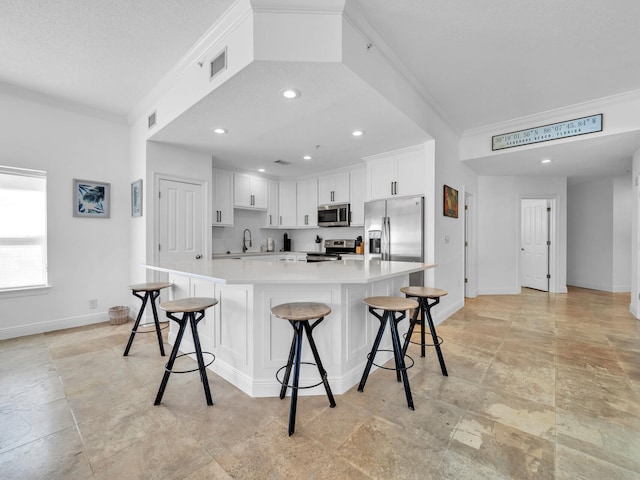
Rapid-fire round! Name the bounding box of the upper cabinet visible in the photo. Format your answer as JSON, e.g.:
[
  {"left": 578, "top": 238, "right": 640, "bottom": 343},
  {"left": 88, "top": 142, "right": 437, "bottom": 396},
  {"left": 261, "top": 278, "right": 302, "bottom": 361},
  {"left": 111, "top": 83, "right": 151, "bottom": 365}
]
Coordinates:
[
  {"left": 265, "top": 179, "right": 279, "bottom": 228},
  {"left": 349, "top": 165, "right": 366, "bottom": 226},
  {"left": 317, "top": 171, "right": 350, "bottom": 205},
  {"left": 296, "top": 177, "right": 318, "bottom": 227},
  {"left": 212, "top": 168, "right": 234, "bottom": 227},
  {"left": 366, "top": 145, "right": 426, "bottom": 200},
  {"left": 234, "top": 173, "right": 267, "bottom": 210},
  {"left": 278, "top": 180, "right": 297, "bottom": 228}
]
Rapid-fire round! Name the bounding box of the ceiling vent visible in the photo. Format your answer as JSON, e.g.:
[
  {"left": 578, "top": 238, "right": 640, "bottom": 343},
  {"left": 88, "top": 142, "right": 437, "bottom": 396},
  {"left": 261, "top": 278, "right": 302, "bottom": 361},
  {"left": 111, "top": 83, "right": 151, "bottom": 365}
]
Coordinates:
[
  {"left": 148, "top": 111, "right": 157, "bottom": 129},
  {"left": 274, "top": 159, "right": 291, "bottom": 165},
  {"left": 210, "top": 48, "right": 227, "bottom": 81}
]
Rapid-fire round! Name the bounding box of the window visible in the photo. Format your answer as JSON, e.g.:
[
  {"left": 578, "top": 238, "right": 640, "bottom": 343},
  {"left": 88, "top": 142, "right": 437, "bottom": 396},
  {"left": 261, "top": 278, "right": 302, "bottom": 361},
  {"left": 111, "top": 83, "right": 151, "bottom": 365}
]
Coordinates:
[{"left": 0, "top": 166, "right": 48, "bottom": 290}]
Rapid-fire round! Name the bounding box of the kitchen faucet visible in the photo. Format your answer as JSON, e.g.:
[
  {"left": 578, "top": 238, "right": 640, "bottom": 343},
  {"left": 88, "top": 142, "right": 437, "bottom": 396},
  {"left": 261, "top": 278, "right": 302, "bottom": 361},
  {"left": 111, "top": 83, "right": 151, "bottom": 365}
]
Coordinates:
[{"left": 242, "top": 228, "right": 252, "bottom": 252}]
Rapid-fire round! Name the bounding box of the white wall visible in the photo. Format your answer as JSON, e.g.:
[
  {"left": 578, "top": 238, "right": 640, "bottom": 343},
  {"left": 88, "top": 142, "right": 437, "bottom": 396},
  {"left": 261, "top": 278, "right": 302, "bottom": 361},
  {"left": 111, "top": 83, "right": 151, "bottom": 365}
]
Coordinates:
[
  {"left": 567, "top": 175, "right": 632, "bottom": 292},
  {"left": 478, "top": 176, "right": 567, "bottom": 295},
  {"left": 632, "top": 149, "right": 640, "bottom": 317},
  {"left": 0, "top": 90, "right": 130, "bottom": 339},
  {"left": 567, "top": 178, "right": 613, "bottom": 290}
]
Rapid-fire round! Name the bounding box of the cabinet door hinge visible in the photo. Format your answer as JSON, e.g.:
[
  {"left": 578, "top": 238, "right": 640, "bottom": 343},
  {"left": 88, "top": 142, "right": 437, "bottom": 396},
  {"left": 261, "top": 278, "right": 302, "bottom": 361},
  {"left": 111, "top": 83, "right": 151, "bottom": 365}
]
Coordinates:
[{"left": 158, "top": 244, "right": 161, "bottom": 252}]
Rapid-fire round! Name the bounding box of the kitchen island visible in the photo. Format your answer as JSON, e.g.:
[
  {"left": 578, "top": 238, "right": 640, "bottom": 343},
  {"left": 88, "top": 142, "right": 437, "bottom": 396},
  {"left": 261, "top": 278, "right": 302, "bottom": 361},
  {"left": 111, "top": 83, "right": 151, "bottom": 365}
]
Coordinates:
[{"left": 144, "top": 258, "right": 435, "bottom": 397}]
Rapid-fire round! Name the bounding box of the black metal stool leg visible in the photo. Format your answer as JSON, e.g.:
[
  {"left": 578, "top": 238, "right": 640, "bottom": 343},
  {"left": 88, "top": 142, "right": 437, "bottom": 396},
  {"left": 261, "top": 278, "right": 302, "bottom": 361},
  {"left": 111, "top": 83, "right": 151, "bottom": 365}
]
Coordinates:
[
  {"left": 390, "top": 311, "right": 414, "bottom": 410},
  {"left": 424, "top": 298, "right": 448, "bottom": 376},
  {"left": 288, "top": 321, "right": 304, "bottom": 436},
  {"left": 419, "top": 300, "right": 427, "bottom": 357},
  {"left": 189, "top": 311, "right": 213, "bottom": 405},
  {"left": 358, "top": 308, "right": 388, "bottom": 392},
  {"left": 123, "top": 291, "right": 149, "bottom": 356},
  {"left": 154, "top": 313, "right": 187, "bottom": 405},
  {"left": 149, "top": 290, "right": 166, "bottom": 356},
  {"left": 280, "top": 323, "right": 298, "bottom": 400},
  {"left": 401, "top": 303, "right": 420, "bottom": 359},
  {"left": 304, "top": 319, "right": 336, "bottom": 407}
]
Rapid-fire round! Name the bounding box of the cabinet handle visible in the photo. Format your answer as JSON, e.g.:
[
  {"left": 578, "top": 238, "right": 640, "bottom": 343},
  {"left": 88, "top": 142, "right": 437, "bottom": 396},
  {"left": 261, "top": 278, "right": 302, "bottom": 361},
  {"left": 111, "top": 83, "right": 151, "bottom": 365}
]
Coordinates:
[
  {"left": 279, "top": 215, "right": 282, "bottom": 225},
  {"left": 391, "top": 182, "right": 394, "bottom": 195},
  {"left": 304, "top": 214, "right": 308, "bottom": 225},
  {"left": 269, "top": 214, "right": 272, "bottom": 225}
]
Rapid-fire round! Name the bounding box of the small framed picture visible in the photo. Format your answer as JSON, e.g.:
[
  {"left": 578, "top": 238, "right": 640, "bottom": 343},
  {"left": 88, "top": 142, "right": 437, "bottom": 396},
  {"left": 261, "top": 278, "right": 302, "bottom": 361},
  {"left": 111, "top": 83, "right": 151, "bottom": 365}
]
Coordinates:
[
  {"left": 443, "top": 184, "right": 458, "bottom": 218},
  {"left": 73, "top": 179, "right": 110, "bottom": 218},
  {"left": 131, "top": 179, "right": 143, "bottom": 217}
]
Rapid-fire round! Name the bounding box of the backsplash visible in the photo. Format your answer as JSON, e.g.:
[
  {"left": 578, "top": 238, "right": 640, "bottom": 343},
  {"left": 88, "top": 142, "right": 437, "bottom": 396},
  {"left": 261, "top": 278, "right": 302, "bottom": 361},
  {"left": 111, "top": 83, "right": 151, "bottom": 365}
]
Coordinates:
[{"left": 212, "top": 209, "right": 364, "bottom": 254}]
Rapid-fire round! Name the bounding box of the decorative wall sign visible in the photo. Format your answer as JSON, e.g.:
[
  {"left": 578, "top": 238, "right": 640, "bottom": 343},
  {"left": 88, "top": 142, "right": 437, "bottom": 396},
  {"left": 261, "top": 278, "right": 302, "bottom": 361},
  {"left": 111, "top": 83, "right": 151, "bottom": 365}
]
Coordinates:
[
  {"left": 131, "top": 179, "right": 143, "bottom": 217},
  {"left": 492, "top": 114, "right": 603, "bottom": 151},
  {"left": 443, "top": 185, "right": 458, "bottom": 218},
  {"left": 73, "top": 179, "right": 110, "bottom": 218}
]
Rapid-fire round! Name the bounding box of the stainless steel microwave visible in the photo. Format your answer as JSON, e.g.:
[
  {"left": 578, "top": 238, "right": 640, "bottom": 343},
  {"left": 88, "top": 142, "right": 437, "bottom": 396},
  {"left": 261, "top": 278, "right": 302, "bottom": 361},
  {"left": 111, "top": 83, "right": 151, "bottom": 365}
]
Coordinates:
[{"left": 317, "top": 203, "right": 350, "bottom": 227}]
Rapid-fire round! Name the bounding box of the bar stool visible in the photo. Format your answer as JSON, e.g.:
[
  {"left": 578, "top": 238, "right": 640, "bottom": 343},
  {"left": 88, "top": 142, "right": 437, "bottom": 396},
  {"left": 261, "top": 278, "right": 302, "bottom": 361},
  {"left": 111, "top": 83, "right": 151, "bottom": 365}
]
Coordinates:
[
  {"left": 154, "top": 297, "right": 217, "bottom": 406},
  {"left": 124, "top": 282, "right": 172, "bottom": 356},
  {"left": 359, "top": 296, "right": 418, "bottom": 410},
  {"left": 271, "top": 302, "right": 336, "bottom": 436},
  {"left": 400, "top": 286, "right": 448, "bottom": 376}
]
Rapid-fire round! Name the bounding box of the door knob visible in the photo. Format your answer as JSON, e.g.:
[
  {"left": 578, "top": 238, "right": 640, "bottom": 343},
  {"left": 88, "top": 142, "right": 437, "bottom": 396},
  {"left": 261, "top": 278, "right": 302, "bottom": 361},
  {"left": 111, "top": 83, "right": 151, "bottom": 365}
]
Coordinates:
[{"left": 195, "top": 254, "right": 202, "bottom": 259}]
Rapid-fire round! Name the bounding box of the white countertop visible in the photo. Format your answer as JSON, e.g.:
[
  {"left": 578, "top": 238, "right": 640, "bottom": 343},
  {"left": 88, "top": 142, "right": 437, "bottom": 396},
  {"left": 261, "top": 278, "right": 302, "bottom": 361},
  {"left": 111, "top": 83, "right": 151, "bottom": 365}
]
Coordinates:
[{"left": 145, "top": 258, "right": 435, "bottom": 285}]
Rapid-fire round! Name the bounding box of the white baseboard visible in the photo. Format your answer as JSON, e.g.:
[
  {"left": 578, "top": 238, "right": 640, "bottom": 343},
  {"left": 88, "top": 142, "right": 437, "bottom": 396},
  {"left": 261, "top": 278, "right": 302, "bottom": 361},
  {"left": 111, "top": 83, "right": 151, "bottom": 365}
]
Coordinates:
[
  {"left": 567, "top": 280, "right": 631, "bottom": 293},
  {"left": 0, "top": 312, "right": 109, "bottom": 340},
  {"left": 477, "top": 287, "right": 521, "bottom": 295}
]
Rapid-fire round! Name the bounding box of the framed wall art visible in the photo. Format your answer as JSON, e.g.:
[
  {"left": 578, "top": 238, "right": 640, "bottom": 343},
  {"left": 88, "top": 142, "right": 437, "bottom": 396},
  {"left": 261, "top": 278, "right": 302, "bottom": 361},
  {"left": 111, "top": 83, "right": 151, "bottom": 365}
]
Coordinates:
[
  {"left": 131, "top": 179, "right": 143, "bottom": 217},
  {"left": 443, "top": 184, "right": 458, "bottom": 218},
  {"left": 73, "top": 179, "right": 110, "bottom": 218}
]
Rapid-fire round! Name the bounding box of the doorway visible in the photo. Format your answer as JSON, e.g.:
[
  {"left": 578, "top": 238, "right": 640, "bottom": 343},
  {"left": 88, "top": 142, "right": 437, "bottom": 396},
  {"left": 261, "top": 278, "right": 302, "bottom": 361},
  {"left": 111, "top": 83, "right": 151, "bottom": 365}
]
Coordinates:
[{"left": 520, "top": 198, "right": 551, "bottom": 291}]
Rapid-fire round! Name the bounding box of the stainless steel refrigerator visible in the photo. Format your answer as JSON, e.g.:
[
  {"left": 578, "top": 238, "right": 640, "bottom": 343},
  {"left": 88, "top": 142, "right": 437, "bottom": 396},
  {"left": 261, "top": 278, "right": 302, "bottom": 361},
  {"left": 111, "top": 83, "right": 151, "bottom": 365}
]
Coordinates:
[{"left": 364, "top": 195, "right": 424, "bottom": 285}]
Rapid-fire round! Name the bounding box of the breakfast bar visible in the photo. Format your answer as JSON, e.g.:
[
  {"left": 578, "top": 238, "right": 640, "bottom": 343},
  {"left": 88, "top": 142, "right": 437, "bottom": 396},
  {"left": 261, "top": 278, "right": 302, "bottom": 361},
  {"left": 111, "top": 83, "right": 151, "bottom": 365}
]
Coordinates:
[{"left": 144, "top": 258, "right": 435, "bottom": 397}]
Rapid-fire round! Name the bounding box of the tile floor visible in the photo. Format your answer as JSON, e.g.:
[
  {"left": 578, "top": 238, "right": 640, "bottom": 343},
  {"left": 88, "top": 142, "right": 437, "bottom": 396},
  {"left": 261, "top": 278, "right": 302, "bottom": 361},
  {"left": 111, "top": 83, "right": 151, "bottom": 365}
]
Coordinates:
[{"left": 1, "top": 287, "right": 639, "bottom": 479}]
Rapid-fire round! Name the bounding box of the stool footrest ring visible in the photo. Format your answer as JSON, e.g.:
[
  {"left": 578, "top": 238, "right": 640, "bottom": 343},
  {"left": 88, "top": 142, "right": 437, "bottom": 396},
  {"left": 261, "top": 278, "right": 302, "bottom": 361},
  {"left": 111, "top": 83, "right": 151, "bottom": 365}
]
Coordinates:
[
  {"left": 131, "top": 323, "right": 169, "bottom": 334},
  {"left": 366, "top": 349, "right": 415, "bottom": 372},
  {"left": 403, "top": 331, "right": 444, "bottom": 347},
  {"left": 164, "top": 352, "right": 215, "bottom": 374},
  {"left": 276, "top": 362, "right": 326, "bottom": 390}
]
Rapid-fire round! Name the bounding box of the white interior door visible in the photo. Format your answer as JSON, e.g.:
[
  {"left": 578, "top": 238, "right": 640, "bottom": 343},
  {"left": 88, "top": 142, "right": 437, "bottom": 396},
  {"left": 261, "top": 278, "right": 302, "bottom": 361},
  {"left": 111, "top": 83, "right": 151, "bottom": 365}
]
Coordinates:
[
  {"left": 159, "top": 179, "right": 204, "bottom": 264},
  {"left": 521, "top": 199, "right": 549, "bottom": 291}
]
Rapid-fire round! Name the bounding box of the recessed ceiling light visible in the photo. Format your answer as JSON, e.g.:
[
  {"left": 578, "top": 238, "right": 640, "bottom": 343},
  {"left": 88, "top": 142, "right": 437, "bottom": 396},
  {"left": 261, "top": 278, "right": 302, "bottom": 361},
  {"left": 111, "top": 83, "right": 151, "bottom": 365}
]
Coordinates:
[
  {"left": 303, "top": 155, "right": 312, "bottom": 160},
  {"left": 352, "top": 130, "right": 365, "bottom": 137},
  {"left": 258, "top": 168, "right": 265, "bottom": 172},
  {"left": 541, "top": 159, "right": 552, "bottom": 164},
  {"left": 212, "top": 127, "right": 227, "bottom": 134},
  {"left": 280, "top": 88, "right": 301, "bottom": 99}
]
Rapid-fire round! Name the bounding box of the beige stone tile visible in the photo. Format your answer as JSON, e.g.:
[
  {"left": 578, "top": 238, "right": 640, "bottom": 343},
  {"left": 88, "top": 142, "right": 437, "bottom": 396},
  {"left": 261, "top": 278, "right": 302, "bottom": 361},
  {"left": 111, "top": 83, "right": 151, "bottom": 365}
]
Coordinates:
[
  {"left": 0, "top": 397, "right": 75, "bottom": 454},
  {"left": 557, "top": 408, "right": 640, "bottom": 473},
  {"left": 183, "top": 460, "right": 233, "bottom": 480},
  {"left": 436, "top": 450, "right": 512, "bottom": 480},
  {"left": 90, "top": 422, "right": 212, "bottom": 480},
  {"left": 338, "top": 415, "right": 444, "bottom": 479},
  {"left": 449, "top": 412, "right": 555, "bottom": 479},
  {"left": 448, "top": 329, "right": 504, "bottom": 355},
  {"left": 468, "top": 387, "right": 555, "bottom": 440},
  {"left": 77, "top": 401, "right": 179, "bottom": 464},
  {"left": 0, "top": 361, "right": 64, "bottom": 408},
  {"left": 438, "top": 342, "right": 494, "bottom": 385},
  {"left": 481, "top": 355, "right": 555, "bottom": 406},
  {"left": 301, "top": 399, "right": 371, "bottom": 450},
  {"left": 214, "top": 417, "right": 370, "bottom": 480},
  {"left": 0, "top": 335, "right": 51, "bottom": 372},
  {"left": 0, "top": 426, "right": 93, "bottom": 480},
  {"left": 555, "top": 444, "right": 640, "bottom": 480},
  {"left": 556, "top": 365, "right": 640, "bottom": 430}
]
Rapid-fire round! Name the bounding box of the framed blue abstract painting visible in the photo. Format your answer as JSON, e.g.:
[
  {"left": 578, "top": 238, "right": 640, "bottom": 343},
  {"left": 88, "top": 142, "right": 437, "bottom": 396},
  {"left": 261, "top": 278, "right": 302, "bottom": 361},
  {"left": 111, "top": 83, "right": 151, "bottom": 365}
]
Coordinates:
[{"left": 73, "top": 179, "right": 110, "bottom": 218}]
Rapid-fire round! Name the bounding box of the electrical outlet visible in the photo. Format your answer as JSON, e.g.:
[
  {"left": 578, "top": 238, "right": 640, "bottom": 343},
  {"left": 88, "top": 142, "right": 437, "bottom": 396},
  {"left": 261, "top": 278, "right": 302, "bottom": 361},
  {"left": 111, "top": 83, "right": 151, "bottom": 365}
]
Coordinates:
[{"left": 89, "top": 299, "right": 97, "bottom": 309}]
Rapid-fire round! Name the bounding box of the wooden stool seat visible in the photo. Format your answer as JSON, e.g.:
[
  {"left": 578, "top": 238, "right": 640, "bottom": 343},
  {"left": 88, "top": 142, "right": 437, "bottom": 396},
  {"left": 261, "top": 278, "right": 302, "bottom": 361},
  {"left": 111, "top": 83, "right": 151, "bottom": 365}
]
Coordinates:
[
  {"left": 129, "top": 282, "right": 172, "bottom": 293},
  {"left": 124, "top": 282, "right": 173, "bottom": 357},
  {"left": 400, "top": 286, "right": 448, "bottom": 376},
  {"left": 271, "top": 302, "right": 331, "bottom": 321},
  {"left": 272, "top": 302, "right": 335, "bottom": 436},
  {"left": 161, "top": 297, "right": 218, "bottom": 313},
  {"left": 364, "top": 296, "right": 418, "bottom": 311},
  {"left": 399, "top": 286, "right": 448, "bottom": 299},
  {"left": 359, "top": 296, "right": 417, "bottom": 410},
  {"left": 154, "top": 297, "right": 217, "bottom": 406}
]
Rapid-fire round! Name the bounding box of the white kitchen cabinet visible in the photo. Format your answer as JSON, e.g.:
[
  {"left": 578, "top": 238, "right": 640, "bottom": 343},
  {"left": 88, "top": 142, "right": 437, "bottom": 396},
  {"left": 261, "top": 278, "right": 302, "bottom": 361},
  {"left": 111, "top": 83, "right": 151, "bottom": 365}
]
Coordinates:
[
  {"left": 278, "top": 180, "right": 297, "bottom": 227},
  {"left": 212, "top": 168, "right": 234, "bottom": 226},
  {"left": 366, "top": 145, "right": 426, "bottom": 200},
  {"left": 234, "top": 173, "right": 267, "bottom": 209},
  {"left": 277, "top": 253, "right": 306, "bottom": 262},
  {"left": 296, "top": 177, "right": 318, "bottom": 227},
  {"left": 265, "top": 179, "right": 279, "bottom": 228},
  {"left": 349, "top": 165, "right": 366, "bottom": 226},
  {"left": 317, "top": 171, "right": 350, "bottom": 205}
]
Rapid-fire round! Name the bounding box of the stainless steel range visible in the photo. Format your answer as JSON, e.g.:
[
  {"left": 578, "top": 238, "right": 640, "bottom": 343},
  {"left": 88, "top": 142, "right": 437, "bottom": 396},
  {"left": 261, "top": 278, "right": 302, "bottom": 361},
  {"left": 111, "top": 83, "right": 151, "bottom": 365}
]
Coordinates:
[{"left": 306, "top": 239, "right": 356, "bottom": 262}]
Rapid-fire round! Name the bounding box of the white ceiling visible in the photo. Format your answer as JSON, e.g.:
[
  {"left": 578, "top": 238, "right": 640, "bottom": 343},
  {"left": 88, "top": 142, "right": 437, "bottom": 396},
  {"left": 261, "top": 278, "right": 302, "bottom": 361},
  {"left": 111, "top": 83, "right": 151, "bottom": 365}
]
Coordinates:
[{"left": 2, "top": 0, "right": 640, "bottom": 180}]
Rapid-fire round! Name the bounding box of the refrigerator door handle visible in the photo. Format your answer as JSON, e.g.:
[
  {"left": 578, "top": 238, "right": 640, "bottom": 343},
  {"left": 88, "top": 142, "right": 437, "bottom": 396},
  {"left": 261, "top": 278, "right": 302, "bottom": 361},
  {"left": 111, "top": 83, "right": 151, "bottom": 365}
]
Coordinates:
[{"left": 385, "top": 216, "right": 391, "bottom": 259}]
